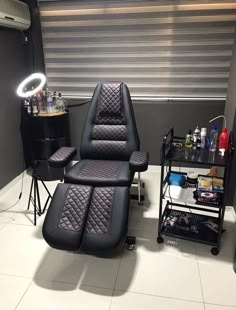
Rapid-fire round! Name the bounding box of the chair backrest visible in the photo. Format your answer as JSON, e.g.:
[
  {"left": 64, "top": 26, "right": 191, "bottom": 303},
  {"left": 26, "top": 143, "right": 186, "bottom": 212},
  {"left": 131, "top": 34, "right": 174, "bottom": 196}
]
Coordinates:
[{"left": 80, "top": 82, "right": 140, "bottom": 161}]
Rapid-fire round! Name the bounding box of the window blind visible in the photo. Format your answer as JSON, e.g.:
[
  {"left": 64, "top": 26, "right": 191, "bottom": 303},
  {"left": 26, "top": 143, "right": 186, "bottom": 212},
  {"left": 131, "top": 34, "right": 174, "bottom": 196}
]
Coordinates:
[{"left": 39, "top": 0, "right": 236, "bottom": 99}]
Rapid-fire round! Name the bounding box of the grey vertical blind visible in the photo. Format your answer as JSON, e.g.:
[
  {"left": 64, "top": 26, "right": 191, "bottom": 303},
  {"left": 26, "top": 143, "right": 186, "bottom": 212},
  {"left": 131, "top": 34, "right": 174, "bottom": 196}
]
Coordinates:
[{"left": 39, "top": 0, "right": 236, "bottom": 99}]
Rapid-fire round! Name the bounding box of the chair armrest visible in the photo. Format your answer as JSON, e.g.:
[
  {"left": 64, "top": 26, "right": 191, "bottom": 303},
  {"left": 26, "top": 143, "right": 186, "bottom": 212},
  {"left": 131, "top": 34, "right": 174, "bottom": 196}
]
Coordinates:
[
  {"left": 129, "top": 151, "right": 149, "bottom": 172},
  {"left": 48, "top": 147, "right": 77, "bottom": 168}
]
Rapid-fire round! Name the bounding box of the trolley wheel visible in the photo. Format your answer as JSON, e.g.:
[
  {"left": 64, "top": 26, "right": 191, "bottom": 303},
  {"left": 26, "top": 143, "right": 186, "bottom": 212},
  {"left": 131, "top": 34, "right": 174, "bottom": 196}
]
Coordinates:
[
  {"left": 211, "top": 247, "right": 219, "bottom": 256},
  {"left": 157, "top": 236, "right": 164, "bottom": 244}
]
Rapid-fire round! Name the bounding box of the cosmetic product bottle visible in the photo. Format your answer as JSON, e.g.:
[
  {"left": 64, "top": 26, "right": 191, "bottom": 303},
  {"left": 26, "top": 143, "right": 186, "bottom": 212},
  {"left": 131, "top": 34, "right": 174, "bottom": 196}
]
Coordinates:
[{"left": 200, "top": 128, "right": 207, "bottom": 149}]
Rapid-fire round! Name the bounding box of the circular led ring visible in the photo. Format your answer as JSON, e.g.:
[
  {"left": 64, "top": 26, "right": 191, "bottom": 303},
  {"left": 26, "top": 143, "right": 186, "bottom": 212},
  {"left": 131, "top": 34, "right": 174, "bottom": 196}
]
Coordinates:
[{"left": 16, "top": 73, "right": 46, "bottom": 98}]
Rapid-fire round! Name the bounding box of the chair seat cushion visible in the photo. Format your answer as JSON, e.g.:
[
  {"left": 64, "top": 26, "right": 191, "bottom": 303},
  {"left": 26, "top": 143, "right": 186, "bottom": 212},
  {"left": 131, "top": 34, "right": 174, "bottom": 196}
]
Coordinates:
[{"left": 64, "top": 160, "right": 133, "bottom": 186}]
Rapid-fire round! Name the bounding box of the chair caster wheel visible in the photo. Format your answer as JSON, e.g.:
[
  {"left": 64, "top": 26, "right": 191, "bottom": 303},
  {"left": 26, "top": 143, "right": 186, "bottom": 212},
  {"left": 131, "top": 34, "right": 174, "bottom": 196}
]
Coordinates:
[
  {"left": 127, "top": 244, "right": 136, "bottom": 251},
  {"left": 157, "top": 236, "right": 164, "bottom": 244},
  {"left": 126, "top": 236, "right": 136, "bottom": 251},
  {"left": 211, "top": 247, "right": 219, "bottom": 256}
]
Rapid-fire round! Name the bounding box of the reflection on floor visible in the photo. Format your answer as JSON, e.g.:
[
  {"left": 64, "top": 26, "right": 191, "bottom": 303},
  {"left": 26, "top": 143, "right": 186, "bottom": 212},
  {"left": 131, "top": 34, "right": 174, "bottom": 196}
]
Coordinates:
[{"left": 0, "top": 166, "right": 235, "bottom": 310}]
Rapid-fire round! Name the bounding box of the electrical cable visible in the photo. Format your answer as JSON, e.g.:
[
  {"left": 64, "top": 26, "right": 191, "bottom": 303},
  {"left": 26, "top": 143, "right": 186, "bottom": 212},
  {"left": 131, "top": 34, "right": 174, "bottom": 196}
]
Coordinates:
[
  {"left": 66, "top": 100, "right": 91, "bottom": 108},
  {"left": 0, "top": 162, "right": 25, "bottom": 215},
  {"left": 26, "top": 31, "right": 35, "bottom": 72}
]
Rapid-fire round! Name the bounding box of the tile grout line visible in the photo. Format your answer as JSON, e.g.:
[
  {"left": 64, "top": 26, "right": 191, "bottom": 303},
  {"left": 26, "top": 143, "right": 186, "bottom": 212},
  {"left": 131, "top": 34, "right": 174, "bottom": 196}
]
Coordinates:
[
  {"left": 108, "top": 249, "right": 125, "bottom": 310},
  {"left": 0, "top": 272, "right": 32, "bottom": 280},
  {"left": 14, "top": 279, "right": 33, "bottom": 310},
  {"left": 194, "top": 244, "right": 206, "bottom": 310},
  {"left": 205, "top": 302, "right": 236, "bottom": 309},
  {"left": 0, "top": 222, "right": 8, "bottom": 232},
  {"left": 113, "top": 288, "right": 205, "bottom": 305}
]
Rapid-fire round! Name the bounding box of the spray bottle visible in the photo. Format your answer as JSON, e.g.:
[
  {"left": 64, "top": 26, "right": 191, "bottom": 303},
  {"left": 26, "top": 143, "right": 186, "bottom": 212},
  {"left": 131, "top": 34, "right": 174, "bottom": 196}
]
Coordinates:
[{"left": 209, "top": 115, "right": 229, "bottom": 155}]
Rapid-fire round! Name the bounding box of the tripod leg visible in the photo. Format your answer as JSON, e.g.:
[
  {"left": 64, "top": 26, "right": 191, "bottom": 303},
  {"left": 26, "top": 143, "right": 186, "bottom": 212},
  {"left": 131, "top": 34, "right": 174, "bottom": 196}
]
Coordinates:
[
  {"left": 27, "top": 177, "right": 34, "bottom": 210},
  {"left": 38, "top": 174, "right": 52, "bottom": 198},
  {"left": 42, "top": 196, "right": 51, "bottom": 214},
  {"left": 35, "top": 178, "right": 42, "bottom": 216},
  {"left": 33, "top": 178, "right": 37, "bottom": 226}
]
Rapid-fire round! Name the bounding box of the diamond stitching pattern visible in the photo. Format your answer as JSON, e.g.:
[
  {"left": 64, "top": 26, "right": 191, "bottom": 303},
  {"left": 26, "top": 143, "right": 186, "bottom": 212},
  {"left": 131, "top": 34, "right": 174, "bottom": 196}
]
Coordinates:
[
  {"left": 99, "top": 83, "right": 121, "bottom": 115},
  {"left": 91, "top": 141, "right": 127, "bottom": 157},
  {"left": 49, "top": 147, "right": 76, "bottom": 163},
  {"left": 58, "top": 185, "right": 92, "bottom": 232},
  {"left": 79, "top": 160, "right": 122, "bottom": 179},
  {"left": 95, "top": 83, "right": 125, "bottom": 125},
  {"left": 130, "top": 151, "right": 148, "bottom": 166},
  {"left": 85, "top": 187, "right": 115, "bottom": 234},
  {"left": 91, "top": 125, "right": 127, "bottom": 141}
]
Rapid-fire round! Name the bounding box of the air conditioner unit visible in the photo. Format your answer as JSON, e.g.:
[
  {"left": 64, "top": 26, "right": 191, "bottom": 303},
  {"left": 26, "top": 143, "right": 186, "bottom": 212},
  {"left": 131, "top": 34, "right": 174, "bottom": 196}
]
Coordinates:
[{"left": 0, "top": 0, "right": 31, "bottom": 30}]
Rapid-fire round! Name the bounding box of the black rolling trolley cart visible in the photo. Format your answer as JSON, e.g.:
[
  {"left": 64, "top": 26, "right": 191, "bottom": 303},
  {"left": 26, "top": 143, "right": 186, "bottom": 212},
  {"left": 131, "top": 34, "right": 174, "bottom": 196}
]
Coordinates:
[{"left": 157, "top": 128, "right": 233, "bottom": 255}]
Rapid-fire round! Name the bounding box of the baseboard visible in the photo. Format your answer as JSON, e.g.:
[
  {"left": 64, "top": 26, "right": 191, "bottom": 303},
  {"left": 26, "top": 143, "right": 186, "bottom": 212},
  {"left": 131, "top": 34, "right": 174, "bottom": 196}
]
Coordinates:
[{"left": 0, "top": 170, "right": 26, "bottom": 198}]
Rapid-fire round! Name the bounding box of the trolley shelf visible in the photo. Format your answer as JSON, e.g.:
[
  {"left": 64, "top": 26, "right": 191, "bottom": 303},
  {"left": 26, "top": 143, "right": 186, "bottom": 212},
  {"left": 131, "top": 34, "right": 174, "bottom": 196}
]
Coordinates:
[
  {"left": 161, "top": 208, "right": 218, "bottom": 246},
  {"left": 166, "top": 145, "right": 229, "bottom": 167},
  {"left": 163, "top": 184, "right": 224, "bottom": 209}
]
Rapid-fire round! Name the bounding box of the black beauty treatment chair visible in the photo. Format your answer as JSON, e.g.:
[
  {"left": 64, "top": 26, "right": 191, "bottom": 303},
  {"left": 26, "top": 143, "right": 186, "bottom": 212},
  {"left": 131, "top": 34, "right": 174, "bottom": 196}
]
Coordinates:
[{"left": 43, "top": 82, "right": 149, "bottom": 253}]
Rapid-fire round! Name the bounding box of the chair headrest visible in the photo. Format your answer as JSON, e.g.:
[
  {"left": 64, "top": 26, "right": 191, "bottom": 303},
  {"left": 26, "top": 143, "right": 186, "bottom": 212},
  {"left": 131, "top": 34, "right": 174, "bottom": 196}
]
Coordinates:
[{"left": 98, "top": 82, "right": 123, "bottom": 117}]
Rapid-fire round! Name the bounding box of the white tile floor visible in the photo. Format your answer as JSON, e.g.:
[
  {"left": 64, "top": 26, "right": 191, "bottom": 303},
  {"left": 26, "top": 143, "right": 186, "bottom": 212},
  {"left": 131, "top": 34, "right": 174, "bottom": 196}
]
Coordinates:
[{"left": 0, "top": 166, "right": 236, "bottom": 309}]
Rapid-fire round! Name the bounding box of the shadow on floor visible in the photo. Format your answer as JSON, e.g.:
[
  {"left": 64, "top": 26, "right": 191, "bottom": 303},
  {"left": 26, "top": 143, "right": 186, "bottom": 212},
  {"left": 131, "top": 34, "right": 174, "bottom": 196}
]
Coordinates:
[{"left": 31, "top": 190, "right": 236, "bottom": 295}]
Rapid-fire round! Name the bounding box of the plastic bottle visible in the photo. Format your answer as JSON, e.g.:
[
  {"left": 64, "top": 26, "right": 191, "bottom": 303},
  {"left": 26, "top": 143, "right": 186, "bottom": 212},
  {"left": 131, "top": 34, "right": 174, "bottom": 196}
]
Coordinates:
[
  {"left": 200, "top": 128, "right": 207, "bottom": 149},
  {"left": 47, "top": 91, "right": 54, "bottom": 113},
  {"left": 193, "top": 126, "right": 200, "bottom": 149},
  {"left": 185, "top": 130, "right": 192, "bottom": 148},
  {"left": 36, "top": 91, "right": 43, "bottom": 114},
  {"left": 53, "top": 91, "right": 57, "bottom": 107},
  {"left": 56, "top": 93, "right": 65, "bottom": 112},
  {"left": 218, "top": 128, "right": 229, "bottom": 151},
  {"left": 32, "top": 96, "right": 39, "bottom": 116},
  {"left": 209, "top": 125, "right": 218, "bottom": 152}
]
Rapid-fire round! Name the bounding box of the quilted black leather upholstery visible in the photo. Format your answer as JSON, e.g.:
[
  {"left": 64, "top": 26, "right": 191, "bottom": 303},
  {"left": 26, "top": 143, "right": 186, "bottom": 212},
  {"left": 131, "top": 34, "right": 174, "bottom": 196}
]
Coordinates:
[
  {"left": 48, "top": 147, "right": 77, "bottom": 168},
  {"left": 64, "top": 160, "right": 133, "bottom": 186},
  {"left": 43, "top": 82, "right": 149, "bottom": 254},
  {"left": 91, "top": 125, "right": 127, "bottom": 141},
  {"left": 58, "top": 185, "right": 92, "bottom": 231},
  {"left": 43, "top": 184, "right": 129, "bottom": 252},
  {"left": 129, "top": 151, "right": 149, "bottom": 172},
  {"left": 79, "top": 82, "right": 140, "bottom": 160},
  {"left": 98, "top": 83, "right": 122, "bottom": 116},
  {"left": 64, "top": 81, "right": 140, "bottom": 186},
  {"left": 80, "top": 187, "right": 129, "bottom": 252},
  {"left": 43, "top": 184, "right": 93, "bottom": 251},
  {"left": 85, "top": 187, "right": 114, "bottom": 234}
]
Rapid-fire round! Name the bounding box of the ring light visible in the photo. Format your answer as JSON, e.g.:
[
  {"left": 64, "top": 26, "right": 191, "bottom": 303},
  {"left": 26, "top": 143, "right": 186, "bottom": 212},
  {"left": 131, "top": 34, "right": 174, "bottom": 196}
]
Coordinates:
[{"left": 16, "top": 73, "right": 47, "bottom": 98}]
